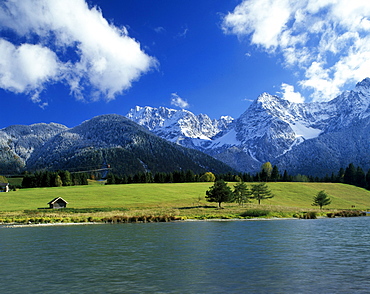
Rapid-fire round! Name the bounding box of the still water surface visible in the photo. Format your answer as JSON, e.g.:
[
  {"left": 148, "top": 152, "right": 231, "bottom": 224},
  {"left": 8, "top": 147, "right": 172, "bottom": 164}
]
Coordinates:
[{"left": 1, "top": 217, "right": 370, "bottom": 293}]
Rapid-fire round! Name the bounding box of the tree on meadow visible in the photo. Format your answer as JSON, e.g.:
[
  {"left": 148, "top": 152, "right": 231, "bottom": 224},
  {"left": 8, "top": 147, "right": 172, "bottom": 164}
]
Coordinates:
[
  {"left": 233, "top": 181, "right": 251, "bottom": 206},
  {"left": 250, "top": 182, "right": 274, "bottom": 204},
  {"left": 205, "top": 180, "right": 234, "bottom": 208},
  {"left": 312, "top": 190, "right": 331, "bottom": 209}
]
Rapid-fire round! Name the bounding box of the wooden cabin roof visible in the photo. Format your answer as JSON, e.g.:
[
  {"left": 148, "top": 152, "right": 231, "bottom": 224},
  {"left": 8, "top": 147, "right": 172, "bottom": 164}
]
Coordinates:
[{"left": 48, "top": 197, "right": 68, "bottom": 205}]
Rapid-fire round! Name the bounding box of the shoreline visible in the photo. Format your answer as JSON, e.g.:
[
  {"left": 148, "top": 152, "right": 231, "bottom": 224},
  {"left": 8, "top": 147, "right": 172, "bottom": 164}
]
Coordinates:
[
  {"left": 2, "top": 212, "right": 367, "bottom": 228},
  {"left": 1, "top": 222, "right": 102, "bottom": 228},
  {"left": 0, "top": 217, "right": 319, "bottom": 228}
]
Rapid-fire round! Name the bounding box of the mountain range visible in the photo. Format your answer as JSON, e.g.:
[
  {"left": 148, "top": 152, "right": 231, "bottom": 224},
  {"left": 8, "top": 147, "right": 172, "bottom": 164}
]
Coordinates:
[
  {"left": 127, "top": 78, "right": 370, "bottom": 176},
  {"left": 0, "top": 115, "right": 235, "bottom": 176},
  {"left": 1, "top": 78, "right": 370, "bottom": 177}
]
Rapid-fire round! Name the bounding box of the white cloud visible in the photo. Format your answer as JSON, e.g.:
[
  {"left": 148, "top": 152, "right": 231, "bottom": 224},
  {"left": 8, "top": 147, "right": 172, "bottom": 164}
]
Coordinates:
[
  {"left": 0, "top": 39, "right": 60, "bottom": 96},
  {"left": 0, "top": 0, "right": 157, "bottom": 103},
  {"left": 279, "top": 83, "right": 305, "bottom": 103},
  {"left": 222, "top": 0, "right": 370, "bottom": 102},
  {"left": 222, "top": 0, "right": 293, "bottom": 50},
  {"left": 170, "top": 93, "right": 189, "bottom": 109}
]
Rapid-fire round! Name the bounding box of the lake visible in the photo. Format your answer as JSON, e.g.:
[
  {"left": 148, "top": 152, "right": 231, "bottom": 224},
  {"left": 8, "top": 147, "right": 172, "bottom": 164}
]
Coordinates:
[{"left": 1, "top": 217, "right": 370, "bottom": 293}]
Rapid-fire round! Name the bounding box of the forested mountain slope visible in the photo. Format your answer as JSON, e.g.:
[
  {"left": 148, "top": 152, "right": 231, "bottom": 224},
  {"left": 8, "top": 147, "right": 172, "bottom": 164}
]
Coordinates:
[{"left": 0, "top": 114, "right": 235, "bottom": 175}]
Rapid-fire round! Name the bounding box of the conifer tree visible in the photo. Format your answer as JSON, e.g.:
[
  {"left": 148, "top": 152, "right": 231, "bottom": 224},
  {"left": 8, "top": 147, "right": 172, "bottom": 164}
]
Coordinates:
[
  {"left": 344, "top": 163, "right": 356, "bottom": 185},
  {"left": 312, "top": 190, "right": 331, "bottom": 209},
  {"left": 233, "top": 181, "right": 251, "bottom": 206},
  {"left": 271, "top": 165, "right": 280, "bottom": 182},
  {"left": 282, "top": 170, "right": 290, "bottom": 182},
  {"left": 337, "top": 168, "right": 345, "bottom": 183},
  {"left": 355, "top": 166, "right": 366, "bottom": 188},
  {"left": 250, "top": 182, "right": 274, "bottom": 204},
  {"left": 366, "top": 169, "right": 370, "bottom": 190},
  {"left": 205, "top": 180, "right": 234, "bottom": 208}
]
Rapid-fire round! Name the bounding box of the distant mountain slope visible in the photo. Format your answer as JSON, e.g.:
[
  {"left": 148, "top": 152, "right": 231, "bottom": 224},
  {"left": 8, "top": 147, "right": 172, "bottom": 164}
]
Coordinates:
[
  {"left": 0, "top": 114, "right": 235, "bottom": 175},
  {"left": 273, "top": 116, "right": 370, "bottom": 176},
  {"left": 0, "top": 123, "right": 68, "bottom": 174},
  {"left": 127, "top": 78, "right": 370, "bottom": 176}
]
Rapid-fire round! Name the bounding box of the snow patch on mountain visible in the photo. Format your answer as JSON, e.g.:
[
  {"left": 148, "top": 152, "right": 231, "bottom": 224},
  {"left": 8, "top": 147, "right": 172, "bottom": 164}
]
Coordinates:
[
  {"left": 210, "top": 129, "right": 239, "bottom": 148},
  {"left": 288, "top": 121, "right": 322, "bottom": 139}
]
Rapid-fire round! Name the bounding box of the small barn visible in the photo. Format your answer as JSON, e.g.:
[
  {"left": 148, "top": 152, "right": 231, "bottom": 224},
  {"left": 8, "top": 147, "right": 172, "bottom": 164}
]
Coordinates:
[
  {"left": 0, "top": 183, "right": 9, "bottom": 192},
  {"left": 48, "top": 197, "right": 68, "bottom": 209}
]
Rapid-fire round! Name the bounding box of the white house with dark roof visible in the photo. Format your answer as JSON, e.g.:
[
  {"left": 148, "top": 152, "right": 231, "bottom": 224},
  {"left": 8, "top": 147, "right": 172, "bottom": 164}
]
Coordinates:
[
  {"left": 0, "top": 183, "right": 9, "bottom": 192},
  {"left": 48, "top": 197, "right": 68, "bottom": 209}
]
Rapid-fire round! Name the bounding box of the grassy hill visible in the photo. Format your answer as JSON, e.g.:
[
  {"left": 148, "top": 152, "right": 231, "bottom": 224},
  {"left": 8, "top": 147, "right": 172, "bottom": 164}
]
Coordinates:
[{"left": 1, "top": 182, "right": 369, "bottom": 223}]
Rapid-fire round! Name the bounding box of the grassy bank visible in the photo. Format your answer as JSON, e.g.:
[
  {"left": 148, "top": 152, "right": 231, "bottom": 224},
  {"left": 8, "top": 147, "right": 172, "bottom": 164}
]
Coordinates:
[{"left": 1, "top": 182, "right": 370, "bottom": 224}]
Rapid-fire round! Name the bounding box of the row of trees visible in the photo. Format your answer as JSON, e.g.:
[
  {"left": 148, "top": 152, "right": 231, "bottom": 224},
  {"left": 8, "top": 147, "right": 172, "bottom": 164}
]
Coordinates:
[
  {"left": 205, "top": 180, "right": 274, "bottom": 208},
  {"left": 339, "top": 163, "right": 370, "bottom": 189},
  {"left": 17, "top": 162, "right": 370, "bottom": 191},
  {"left": 106, "top": 170, "right": 218, "bottom": 184},
  {"left": 22, "top": 171, "right": 89, "bottom": 188},
  {"left": 105, "top": 168, "right": 293, "bottom": 185},
  {"left": 218, "top": 162, "right": 370, "bottom": 191},
  {"left": 105, "top": 162, "right": 370, "bottom": 187},
  {"left": 206, "top": 180, "right": 332, "bottom": 210}
]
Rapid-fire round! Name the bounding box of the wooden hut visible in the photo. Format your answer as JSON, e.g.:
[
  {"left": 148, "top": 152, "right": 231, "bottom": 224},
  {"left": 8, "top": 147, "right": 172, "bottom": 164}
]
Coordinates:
[
  {"left": 48, "top": 197, "right": 68, "bottom": 209},
  {"left": 0, "top": 183, "right": 9, "bottom": 192}
]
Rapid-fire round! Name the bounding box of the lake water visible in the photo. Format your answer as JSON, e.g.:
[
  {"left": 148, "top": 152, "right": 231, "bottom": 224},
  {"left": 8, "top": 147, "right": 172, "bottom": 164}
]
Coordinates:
[{"left": 1, "top": 217, "right": 370, "bottom": 293}]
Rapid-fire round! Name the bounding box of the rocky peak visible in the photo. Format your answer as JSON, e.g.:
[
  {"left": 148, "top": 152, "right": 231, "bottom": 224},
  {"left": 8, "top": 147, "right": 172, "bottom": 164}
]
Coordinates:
[
  {"left": 355, "top": 77, "right": 370, "bottom": 93},
  {"left": 126, "top": 106, "right": 234, "bottom": 143}
]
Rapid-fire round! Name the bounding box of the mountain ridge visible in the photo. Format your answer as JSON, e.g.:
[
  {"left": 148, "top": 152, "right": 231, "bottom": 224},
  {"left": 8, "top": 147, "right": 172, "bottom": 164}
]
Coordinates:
[
  {"left": 0, "top": 114, "right": 235, "bottom": 175},
  {"left": 127, "top": 78, "right": 370, "bottom": 176},
  {"left": 2, "top": 78, "right": 370, "bottom": 177}
]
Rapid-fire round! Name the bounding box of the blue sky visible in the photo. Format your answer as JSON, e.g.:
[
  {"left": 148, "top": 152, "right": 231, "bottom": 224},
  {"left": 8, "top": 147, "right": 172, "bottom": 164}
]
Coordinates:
[{"left": 1, "top": 0, "right": 370, "bottom": 128}]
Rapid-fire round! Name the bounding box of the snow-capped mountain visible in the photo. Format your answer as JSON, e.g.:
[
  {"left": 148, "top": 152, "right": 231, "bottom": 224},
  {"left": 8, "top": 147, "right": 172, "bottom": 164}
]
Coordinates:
[
  {"left": 126, "top": 106, "right": 233, "bottom": 149},
  {"left": 127, "top": 78, "right": 370, "bottom": 175}
]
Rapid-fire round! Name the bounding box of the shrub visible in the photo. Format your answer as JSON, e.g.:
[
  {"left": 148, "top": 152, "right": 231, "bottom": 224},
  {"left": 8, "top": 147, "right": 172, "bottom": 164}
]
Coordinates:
[
  {"left": 334, "top": 210, "right": 366, "bottom": 217},
  {"left": 240, "top": 209, "right": 270, "bottom": 218},
  {"left": 300, "top": 212, "right": 317, "bottom": 219}
]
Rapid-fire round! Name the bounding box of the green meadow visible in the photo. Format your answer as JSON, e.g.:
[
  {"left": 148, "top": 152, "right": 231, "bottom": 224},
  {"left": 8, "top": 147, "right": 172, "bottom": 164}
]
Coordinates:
[{"left": 1, "top": 182, "right": 370, "bottom": 223}]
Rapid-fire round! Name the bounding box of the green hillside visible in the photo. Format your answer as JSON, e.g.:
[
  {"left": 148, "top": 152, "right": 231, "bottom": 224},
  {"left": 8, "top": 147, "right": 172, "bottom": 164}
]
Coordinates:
[{"left": 1, "top": 182, "right": 370, "bottom": 213}]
